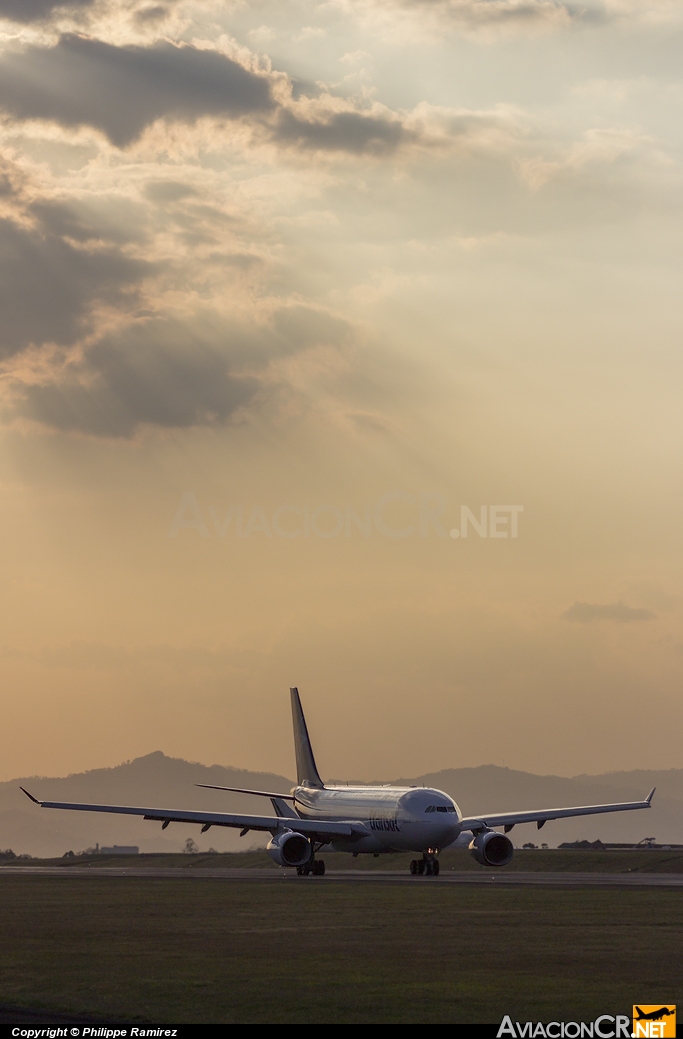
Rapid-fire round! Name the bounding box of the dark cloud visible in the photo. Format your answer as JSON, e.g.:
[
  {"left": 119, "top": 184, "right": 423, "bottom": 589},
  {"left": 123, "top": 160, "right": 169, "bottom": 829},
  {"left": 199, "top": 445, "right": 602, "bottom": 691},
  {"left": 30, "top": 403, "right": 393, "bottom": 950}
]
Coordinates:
[
  {"left": 273, "top": 109, "right": 406, "bottom": 154},
  {"left": 0, "top": 212, "right": 150, "bottom": 359},
  {"left": 28, "top": 199, "right": 123, "bottom": 242},
  {"left": 134, "top": 4, "right": 170, "bottom": 24},
  {"left": 0, "top": 35, "right": 275, "bottom": 147},
  {"left": 143, "top": 181, "right": 199, "bottom": 203},
  {"left": 0, "top": 0, "right": 94, "bottom": 23},
  {"left": 15, "top": 305, "right": 352, "bottom": 436},
  {"left": 0, "top": 35, "right": 412, "bottom": 154},
  {"left": 19, "top": 323, "right": 260, "bottom": 437},
  {"left": 562, "top": 601, "right": 656, "bottom": 623}
]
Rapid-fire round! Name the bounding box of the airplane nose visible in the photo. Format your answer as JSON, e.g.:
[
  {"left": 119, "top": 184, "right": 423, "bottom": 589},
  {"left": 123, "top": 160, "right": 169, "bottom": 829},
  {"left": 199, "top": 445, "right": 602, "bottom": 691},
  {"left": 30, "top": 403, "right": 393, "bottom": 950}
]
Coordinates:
[{"left": 400, "top": 789, "right": 460, "bottom": 821}]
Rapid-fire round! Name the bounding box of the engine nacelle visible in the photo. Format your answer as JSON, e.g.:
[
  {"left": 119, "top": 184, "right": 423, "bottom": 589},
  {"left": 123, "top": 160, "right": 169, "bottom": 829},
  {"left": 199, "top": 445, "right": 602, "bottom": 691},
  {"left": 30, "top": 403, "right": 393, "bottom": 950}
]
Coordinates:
[
  {"left": 469, "top": 830, "right": 514, "bottom": 867},
  {"left": 266, "top": 830, "right": 311, "bottom": 868}
]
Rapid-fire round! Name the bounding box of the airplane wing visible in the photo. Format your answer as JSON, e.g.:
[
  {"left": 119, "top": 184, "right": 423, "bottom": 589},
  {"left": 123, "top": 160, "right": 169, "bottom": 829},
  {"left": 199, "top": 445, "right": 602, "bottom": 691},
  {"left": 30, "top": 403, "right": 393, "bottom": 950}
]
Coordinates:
[
  {"left": 459, "top": 788, "right": 655, "bottom": 833},
  {"left": 20, "top": 788, "right": 357, "bottom": 840}
]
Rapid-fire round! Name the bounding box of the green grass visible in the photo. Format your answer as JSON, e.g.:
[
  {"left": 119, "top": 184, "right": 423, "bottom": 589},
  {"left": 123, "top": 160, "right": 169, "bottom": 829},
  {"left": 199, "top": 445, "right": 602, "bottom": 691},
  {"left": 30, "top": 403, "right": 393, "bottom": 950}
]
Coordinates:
[
  {"left": 0, "top": 877, "right": 681, "bottom": 1022},
  {"left": 5, "top": 848, "right": 683, "bottom": 872}
]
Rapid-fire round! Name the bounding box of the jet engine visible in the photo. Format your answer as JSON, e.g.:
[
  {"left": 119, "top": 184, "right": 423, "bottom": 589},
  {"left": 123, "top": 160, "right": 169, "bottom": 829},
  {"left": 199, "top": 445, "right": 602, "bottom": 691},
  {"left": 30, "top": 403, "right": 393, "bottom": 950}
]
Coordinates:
[
  {"left": 267, "top": 830, "right": 311, "bottom": 867},
  {"left": 469, "top": 830, "right": 514, "bottom": 867}
]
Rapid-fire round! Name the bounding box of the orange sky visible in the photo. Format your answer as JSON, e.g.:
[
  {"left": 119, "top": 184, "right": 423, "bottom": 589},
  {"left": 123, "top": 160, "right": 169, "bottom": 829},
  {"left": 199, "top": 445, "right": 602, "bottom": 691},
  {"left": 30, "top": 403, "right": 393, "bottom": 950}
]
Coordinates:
[{"left": 1, "top": 0, "right": 682, "bottom": 782}]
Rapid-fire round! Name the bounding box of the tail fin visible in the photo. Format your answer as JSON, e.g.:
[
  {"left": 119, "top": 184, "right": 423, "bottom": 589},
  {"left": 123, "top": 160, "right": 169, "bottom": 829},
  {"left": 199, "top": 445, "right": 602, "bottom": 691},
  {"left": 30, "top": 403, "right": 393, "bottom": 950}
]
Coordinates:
[{"left": 290, "top": 687, "right": 324, "bottom": 788}]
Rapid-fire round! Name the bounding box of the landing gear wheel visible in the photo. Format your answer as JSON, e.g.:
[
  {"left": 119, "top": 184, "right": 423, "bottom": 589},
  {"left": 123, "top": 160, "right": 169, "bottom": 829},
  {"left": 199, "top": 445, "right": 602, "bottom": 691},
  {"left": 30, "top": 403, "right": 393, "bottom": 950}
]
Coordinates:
[
  {"left": 417, "top": 859, "right": 425, "bottom": 875},
  {"left": 296, "top": 866, "right": 311, "bottom": 876},
  {"left": 410, "top": 860, "right": 418, "bottom": 875},
  {"left": 312, "top": 860, "right": 325, "bottom": 876},
  {"left": 424, "top": 860, "right": 433, "bottom": 876},
  {"left": 432, "top": 859, "right": 440, "bottom": 876}
]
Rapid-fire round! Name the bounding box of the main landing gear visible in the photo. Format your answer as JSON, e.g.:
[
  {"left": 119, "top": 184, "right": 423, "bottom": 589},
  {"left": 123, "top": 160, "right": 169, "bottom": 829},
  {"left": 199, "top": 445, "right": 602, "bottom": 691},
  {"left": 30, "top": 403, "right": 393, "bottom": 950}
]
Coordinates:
[
  {"left": 409, "top": 852, "right": 440, "bottom": 876},
  {"left": 296, "top": 839, "right": 326, "bottom": 876},
  {"left": 296, "top": 859, "right": 325, "bottom": 876}
]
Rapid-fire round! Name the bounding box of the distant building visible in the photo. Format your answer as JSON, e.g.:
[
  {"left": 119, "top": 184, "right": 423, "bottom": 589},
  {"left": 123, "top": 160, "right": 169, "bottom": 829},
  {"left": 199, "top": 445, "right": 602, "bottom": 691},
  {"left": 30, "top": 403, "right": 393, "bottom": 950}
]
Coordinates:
[{"left": 100, "top": 846, "right": 139, "bottom": 855}]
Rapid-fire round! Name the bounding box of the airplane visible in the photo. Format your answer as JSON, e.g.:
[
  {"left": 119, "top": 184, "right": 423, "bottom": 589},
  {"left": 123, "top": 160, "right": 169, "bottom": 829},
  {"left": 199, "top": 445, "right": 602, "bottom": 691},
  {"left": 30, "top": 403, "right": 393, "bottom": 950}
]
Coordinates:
[
  {"left": 22, "top": 688, "right": 655, "bottom": 876},
  {"left": 634, "top": 1009, "right": 675, "bottom": 1021}
]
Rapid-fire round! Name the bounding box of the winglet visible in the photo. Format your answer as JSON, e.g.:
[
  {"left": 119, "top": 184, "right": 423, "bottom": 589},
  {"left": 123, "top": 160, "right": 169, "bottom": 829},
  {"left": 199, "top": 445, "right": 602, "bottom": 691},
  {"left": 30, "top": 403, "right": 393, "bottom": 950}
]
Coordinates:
[
  {"left": 646, "top": 787, "right": 656, "bottom": 804},
  {"left": 20, "top": 787, "right": 41, "bottom": 805}
]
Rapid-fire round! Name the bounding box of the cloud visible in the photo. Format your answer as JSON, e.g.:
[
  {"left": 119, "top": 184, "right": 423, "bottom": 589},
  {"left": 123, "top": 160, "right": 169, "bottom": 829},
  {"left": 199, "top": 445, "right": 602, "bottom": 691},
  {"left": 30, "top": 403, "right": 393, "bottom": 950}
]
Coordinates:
[
  {"left": 267, "top": 305, "right": 353, "bottom": 354},
  {"left": 0, "top": 34, "right": 419, "bottom": 155},
  {"left": 405, "top": 0, "right": 578, "bottom": 23},
  {"left": 143, "top": 181, "right": 198, "bottom": 203},
  {"left": 517, "top": 127, "right": 671, "bottom": 189},
  {"left": 358, "top": 0, "right": 589, "bottom": 34},
  {"left": 562, "top": 601, "right": 657, "bottom": 623},
  {"left": 273, "top": 108, "right": 407, "bottom": 154},
  {"left": 13, "top": 305, "right": 354, "bottom": 436},
  {"left": 0, "top": 0, "right": 94, "bottom": 23},
  {"left": 0, "top": 207, "right": 151, "bottom": 359},
  {"left": 0, "top": 35, "right": 275, "bottom": 148},
  {"left": 367, "top": 0, "right": 683, "bottom": 33},
  {"left": 134, "top": 4, "right": 173, "bottom": 24},
  {"left": 17, "top": 321, "right": 260, "bottom": 437}
]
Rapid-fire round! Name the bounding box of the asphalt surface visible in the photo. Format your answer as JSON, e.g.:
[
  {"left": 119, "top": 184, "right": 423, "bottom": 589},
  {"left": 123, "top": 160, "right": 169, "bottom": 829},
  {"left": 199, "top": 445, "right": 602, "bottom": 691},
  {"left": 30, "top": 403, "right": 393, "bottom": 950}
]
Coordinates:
[{"left": 2, "top": 867, "right": 683, "bottom": 885}]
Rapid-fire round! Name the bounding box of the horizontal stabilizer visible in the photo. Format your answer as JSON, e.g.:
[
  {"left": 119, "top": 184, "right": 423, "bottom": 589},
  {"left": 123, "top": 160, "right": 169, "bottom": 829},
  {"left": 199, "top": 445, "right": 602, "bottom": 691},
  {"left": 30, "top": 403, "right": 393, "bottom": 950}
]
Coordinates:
[
  {"left": 196, "top": 784, "right": 295, "bottom": 801},
  {"left": 270, "top": 797, "right": 299, "bottom": 819}
]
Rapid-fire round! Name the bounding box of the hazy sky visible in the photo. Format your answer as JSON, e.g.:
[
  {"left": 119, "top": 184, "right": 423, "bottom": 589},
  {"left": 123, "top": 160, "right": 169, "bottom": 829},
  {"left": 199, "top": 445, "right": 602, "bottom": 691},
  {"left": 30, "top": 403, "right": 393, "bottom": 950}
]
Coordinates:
[{"left": 1, "top": 0, "right": 682, "bottom": 783}]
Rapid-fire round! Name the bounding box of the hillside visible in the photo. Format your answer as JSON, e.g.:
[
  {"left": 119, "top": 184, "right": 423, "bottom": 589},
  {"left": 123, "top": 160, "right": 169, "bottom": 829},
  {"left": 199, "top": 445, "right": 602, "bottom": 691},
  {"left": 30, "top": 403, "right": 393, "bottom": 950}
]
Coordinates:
[{"left": 0, "top": 752, "right": 293, "bottom": 857}]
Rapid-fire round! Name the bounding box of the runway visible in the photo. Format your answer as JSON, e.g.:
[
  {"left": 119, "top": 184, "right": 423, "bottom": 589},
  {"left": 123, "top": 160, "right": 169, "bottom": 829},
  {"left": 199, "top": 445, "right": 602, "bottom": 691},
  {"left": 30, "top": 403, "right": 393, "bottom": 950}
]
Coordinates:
[{"left": 2, "top": 867, "right": 682, "bottom": 886}]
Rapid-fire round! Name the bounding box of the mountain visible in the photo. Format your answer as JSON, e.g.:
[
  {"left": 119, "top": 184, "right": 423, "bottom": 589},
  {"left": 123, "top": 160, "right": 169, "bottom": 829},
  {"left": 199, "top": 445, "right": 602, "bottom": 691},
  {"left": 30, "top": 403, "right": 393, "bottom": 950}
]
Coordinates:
[
  {"left": 2, "top": 753, "right": 681, "bottom": 857},
  {"left": 0, "top": 752, "right": 293, "bottom": 857}
]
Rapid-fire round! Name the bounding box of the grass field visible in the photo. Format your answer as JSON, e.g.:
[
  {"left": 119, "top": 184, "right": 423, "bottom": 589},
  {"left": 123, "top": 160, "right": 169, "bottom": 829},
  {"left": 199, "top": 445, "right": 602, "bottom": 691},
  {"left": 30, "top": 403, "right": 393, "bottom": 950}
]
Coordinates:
[
  {"left": 1, "top": 876, "right": 681, "bottom": 1023},
  {"left": 5, "top": 847, "right": 683, "bottom": 872}
]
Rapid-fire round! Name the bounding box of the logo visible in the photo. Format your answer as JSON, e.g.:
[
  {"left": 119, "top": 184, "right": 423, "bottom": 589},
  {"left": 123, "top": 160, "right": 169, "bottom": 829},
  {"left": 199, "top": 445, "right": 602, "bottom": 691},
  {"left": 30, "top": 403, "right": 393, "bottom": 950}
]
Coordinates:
[
  {"left": 368, "top": 814, "right": 400, "bottom": 832},
  {"left": 632, "top": 1006, "right": 676, "bottom": 1038}
]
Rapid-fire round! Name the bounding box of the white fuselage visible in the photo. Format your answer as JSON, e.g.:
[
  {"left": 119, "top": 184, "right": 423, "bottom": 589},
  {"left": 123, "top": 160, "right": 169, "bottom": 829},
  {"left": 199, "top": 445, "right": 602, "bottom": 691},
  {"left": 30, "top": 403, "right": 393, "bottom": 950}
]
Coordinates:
[{"left": 293, "top": 784, "right": 462, "bottom": 854}]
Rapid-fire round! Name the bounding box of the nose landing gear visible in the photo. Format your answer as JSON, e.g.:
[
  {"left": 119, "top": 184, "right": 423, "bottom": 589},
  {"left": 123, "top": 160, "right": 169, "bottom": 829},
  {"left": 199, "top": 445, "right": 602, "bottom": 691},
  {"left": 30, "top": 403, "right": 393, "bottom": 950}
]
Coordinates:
[{"left": 409, "top": 852, "right": 440, "bottom": 876}]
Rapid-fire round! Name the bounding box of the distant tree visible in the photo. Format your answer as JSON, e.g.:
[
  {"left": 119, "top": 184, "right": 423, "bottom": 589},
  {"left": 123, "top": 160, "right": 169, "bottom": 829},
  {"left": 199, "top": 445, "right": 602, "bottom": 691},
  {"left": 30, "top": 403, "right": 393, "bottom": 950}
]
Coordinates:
[
  {"left": 183, "top": 838, "right": 199, "bottom": 854},
  {"left": 206, "top": 848, "right": 218, "bottom": 855},
  {"left": 541, "top": 843, "right": 549, "bottom": 849},
  {"left": 522, "top": 842, "right": 537, "bottom": 850},
  {"left": 0, "top": 848, "right": 16, "bottom": 860},
  {"left": 62, "top": 850, "right": 75, "bottom": 858}
]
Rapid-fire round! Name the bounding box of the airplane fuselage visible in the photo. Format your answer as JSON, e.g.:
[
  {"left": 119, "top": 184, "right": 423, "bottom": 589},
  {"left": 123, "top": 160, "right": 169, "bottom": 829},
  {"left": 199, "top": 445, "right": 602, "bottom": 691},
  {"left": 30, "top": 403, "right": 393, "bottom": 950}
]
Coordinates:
[{"left": 294, "top": 783, "right": 462, "bottom": 853}]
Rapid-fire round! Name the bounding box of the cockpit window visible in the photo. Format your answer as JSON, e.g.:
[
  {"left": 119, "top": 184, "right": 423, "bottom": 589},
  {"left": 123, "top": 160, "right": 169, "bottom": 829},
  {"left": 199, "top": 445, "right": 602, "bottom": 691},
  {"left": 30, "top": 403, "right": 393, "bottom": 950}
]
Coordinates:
[{"left": 425, "top": 805, "right": 456, "bottom": 813}]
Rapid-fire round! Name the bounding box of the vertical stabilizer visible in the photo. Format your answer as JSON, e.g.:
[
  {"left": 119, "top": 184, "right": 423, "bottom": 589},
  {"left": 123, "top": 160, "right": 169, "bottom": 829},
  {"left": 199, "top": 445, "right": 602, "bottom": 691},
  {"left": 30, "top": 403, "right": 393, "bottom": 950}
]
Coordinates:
[{"left": 290, "top": 687, "right": 324, "bottom": 788}]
